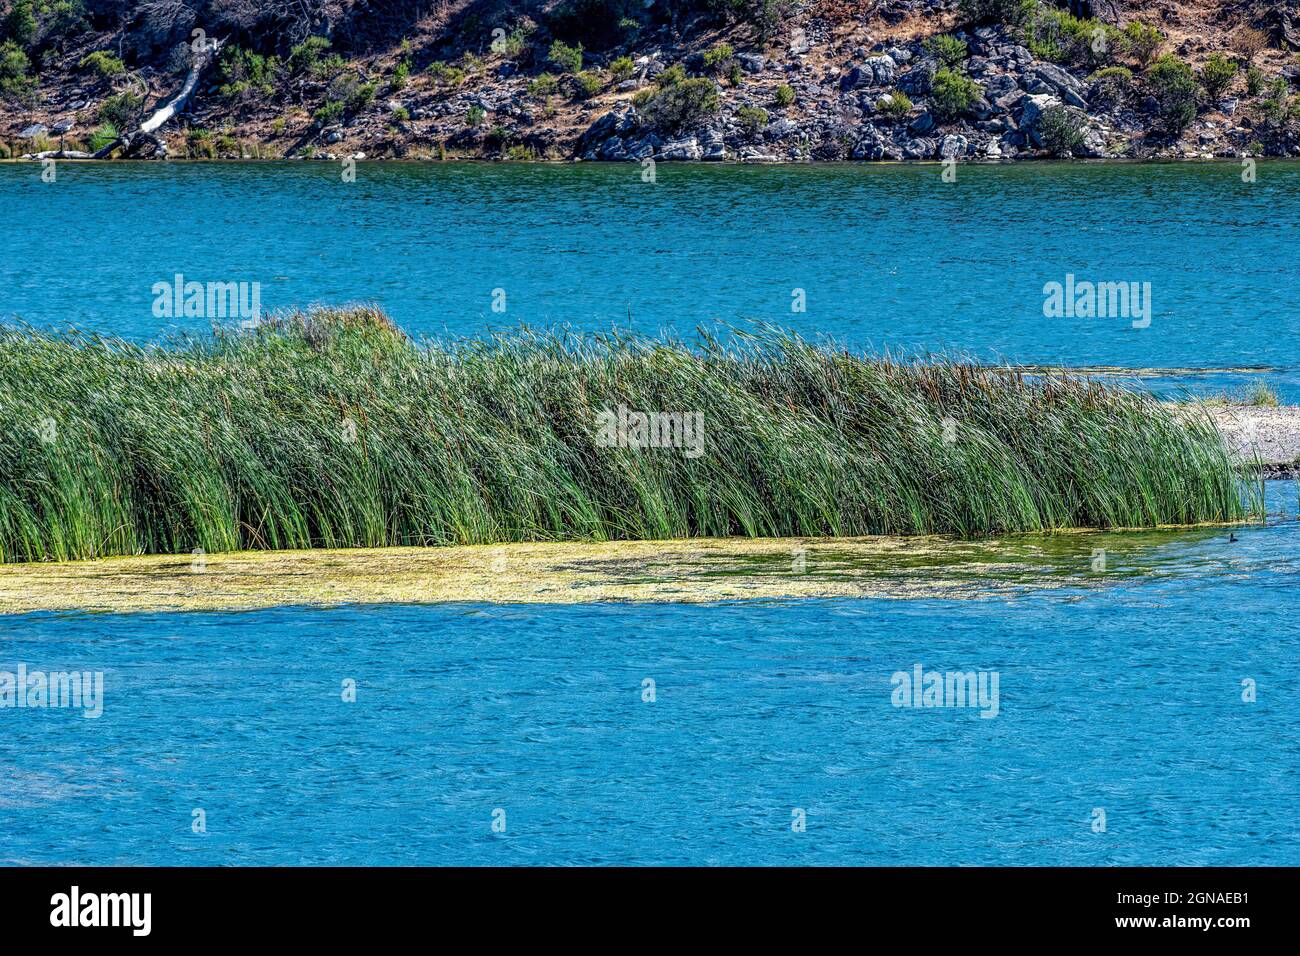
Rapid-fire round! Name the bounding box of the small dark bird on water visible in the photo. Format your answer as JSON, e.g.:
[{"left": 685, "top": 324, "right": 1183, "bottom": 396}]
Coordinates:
[{"left": 1229, "top": 533, "right": 1238, "bottom": 543}]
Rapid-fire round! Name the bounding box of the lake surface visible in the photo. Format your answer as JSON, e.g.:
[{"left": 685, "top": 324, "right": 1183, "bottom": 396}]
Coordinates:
[
  {"left": 3, "top": 483, "right": 1296, "bottom": 866},
  {"left": 1, "top": 162, "right": 1297, "bottom": 866},
  {"left": 2, "top": 161, "right": 1298, "bottom": 400}
]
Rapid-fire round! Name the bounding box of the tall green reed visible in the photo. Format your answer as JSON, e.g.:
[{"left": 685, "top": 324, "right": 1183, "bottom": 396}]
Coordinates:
[{"left": 0, "top": 307, "right": 1256, "bottom": 563}]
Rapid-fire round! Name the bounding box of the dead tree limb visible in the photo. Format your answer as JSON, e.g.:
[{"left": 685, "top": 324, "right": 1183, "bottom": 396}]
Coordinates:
[{"left": 93, "top": 38, "right": 224, "bottom": 159}]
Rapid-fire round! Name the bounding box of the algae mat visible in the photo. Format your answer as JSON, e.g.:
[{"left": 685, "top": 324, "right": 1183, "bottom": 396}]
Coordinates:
[{"left": 0, "top": 528, "right": 1235, "bottom": 614}]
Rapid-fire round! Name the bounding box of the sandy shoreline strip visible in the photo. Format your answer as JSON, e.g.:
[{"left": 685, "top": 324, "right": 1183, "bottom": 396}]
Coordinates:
[{"left": 1204, "top": 406, "right": 1300, "bottom": 478}]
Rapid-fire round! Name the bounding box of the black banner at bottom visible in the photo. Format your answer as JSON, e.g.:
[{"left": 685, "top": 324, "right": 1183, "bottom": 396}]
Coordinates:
[{"left": 0, "top": 866, "right": 1282, "bottom": 940}]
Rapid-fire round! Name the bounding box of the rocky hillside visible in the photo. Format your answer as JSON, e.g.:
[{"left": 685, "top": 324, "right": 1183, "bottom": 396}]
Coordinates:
[{"left": 3, "top": 0, "right": 1300, "bottom": 161}]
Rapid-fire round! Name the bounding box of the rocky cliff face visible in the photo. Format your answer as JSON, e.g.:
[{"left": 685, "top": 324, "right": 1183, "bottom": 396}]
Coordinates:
[{"left": 4, "top": 0, "right": 1300, "bottom": 161}]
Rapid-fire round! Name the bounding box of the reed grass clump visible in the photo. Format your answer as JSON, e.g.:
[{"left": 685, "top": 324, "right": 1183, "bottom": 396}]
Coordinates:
[{"left": 0, "top": 308, "right": 1252, "bottom": 563}]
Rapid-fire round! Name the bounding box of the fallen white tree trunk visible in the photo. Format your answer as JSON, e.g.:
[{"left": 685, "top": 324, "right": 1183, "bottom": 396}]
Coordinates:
[
  {"left": 93, "top": 38, "right": 224, "bottom": 159},
  {"left": 26, "top": 149, "right": 94, "bottom": 160}
]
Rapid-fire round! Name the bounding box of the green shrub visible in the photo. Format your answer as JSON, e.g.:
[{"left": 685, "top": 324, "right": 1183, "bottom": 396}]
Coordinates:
[
  {"left": 313, "top": 100, "right": 344, "bottom": 125},
  {"left": 218, "top": 47, "right": 279, "bottom": 100},
  {"left": 702, "top": 42, "right": 735, "bottom": 72},
  {"left": 494, "top": 24, "right": 531, "bottom": 58},
  {"left": 548, "top": 39, "right": 583, "bottom": 74},
  {"left": 86, "top": 122, "right": 118, "bottom": 152},
  {"left": 313, "top": 53, "right": 346, "bottom": 79},
  {"left": 928, "top": 68, "right": 980, "bottom": 121},
  {"left": 45, "top": 0, "right": 90, "bottom": 42},
  {"left": 0, "top": 39, "right": 34, "bottom": 98},
  {"left": 610, "top": 55, "right": 635, "bottom": 81},
  {"left": 325, "top": 72, "right": 376, "bottom": 116},
  {"left": 347, "top": 81, "right": 376, "bottom": 113},
  {"left": 79, "top": 50, "right": 125, "bottom": 80},
  {"left": 1245, "top": 65, "right": 1263, "bottom": 97},
  {"left": 572, "top": 70, "right": 603, "bottom": 99},
  {"left": 1257, "top": 78, "right": 1294, "bottom": 128},
  {"left": 773, "top": 83, "right": 794, "bottom": 107},
  {"left": 391, "top": 59, "right": 410, "bottom": 90},
  {"left": 528, "top": 72, "right": 559, "bottom": 98},
  {"left": 1036, "top": 104, "right": 1084, "bottom": 154},
  {"left": 288, "top": 36, "right": 332, "bottom": 75},
  {"left": 924, "top": 35, "right": 968, "bottom": 70},
  {"left": 466, "top": 105, "right": 486, "bottom": 127},
  {"left": 656, "top": 63, "right": 686, "bottom": 87},
  {"left": 1199, "top": 53, "right": 1237, "bottom": 100},
  {"left": 1123, "top": 21, "right": 1163, "bottom": 68},
  {"left": 735, "top": 104, "right": 768, "bottom": 134},
  {"left": 959, "top": 0, "right": 1034, "bottom": 26},
  {"left": 97, "top": 91, "right": 143, "bottom": 130},
  {"left": 641, "top": 77, "right": 719, "bottom": 132},
  {"left": 1146, "top": 55, "right": 1199, "bottom": 134},
  {"left": 186, "top": 128, "right": 217, "bottom": 159},
  {"left": 731, "top": 0, "right": 796, "bottom": 43},
  {"left": 427, "top": 61, "right": 466, "bottom": 85},
  {"left": 0, "top": 0, "right": 36, "bottom": 48},
  {"left": 1024, "top": 7, "right": 1125, "bottom": 70},
  {"left": 1147, "top": 54, "right": 1195, "bottom": 92},
  {"left": 1088, "top": 65, "right": 1133, "bottom": 107},
  {"left": 878, "top": 89, "right": 913, "bottom": 119}
]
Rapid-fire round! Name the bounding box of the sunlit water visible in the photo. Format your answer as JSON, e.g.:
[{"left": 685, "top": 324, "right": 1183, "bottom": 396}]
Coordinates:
[
  {"left": 2, "top": 484, "right": 1296, "bottom": 865},
  {"left": 1, "top": 163, "right": 1295, "bottom": 864},
  {"left": 2, "top": 161, "right": 1298, "bottom": 399}
]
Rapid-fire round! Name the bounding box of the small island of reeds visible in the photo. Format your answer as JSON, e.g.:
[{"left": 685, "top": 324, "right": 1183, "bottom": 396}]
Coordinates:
[{"left": 0, "top": 308, "right": 1252, "bottom": 564}]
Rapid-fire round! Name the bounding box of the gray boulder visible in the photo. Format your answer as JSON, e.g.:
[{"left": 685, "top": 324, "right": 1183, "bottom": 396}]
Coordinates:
[
  {"left": 764, "top": 118, "right": 799, "bottom": 141},
  {"left": 656, "top": 136, "right": 702, "bottom": 161},
  {"left": 1019, "top": 93, "right": 1061, "bottom": 135},
  {"left": 896, "top": 58, "right": 937, "bottom": 96},
  {"left": 699, "top": 126, "right": 726, "bottom": 161},
  {"left": 994, "top": 88, "right": 1027, "bottom": 112},
  {"left": 939, "top": 134, "right": 969, "bottom": 158},
  {"left": 1024, "top": 63, "right": 1088, "bottom": 108},
  {"left": 902, "top": 136, "right": 937, "bottom": 159},
  {"left": 863, "top": 55, "right": 897, "bottom": 86},
  {"left": 982, "top": 74, "right": 1018, "bottom": 100},
  {"left": 625, "top": 133, "right": 662, "bottom": 160},
  {"left": 1076, "top": 126, "right": 1108, "bottom": 157}
]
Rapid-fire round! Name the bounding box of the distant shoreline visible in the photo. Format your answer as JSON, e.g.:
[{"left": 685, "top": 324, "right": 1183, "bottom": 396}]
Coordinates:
[{"left": 1201, "top": 405, "right": 1300, "bottom": 478}]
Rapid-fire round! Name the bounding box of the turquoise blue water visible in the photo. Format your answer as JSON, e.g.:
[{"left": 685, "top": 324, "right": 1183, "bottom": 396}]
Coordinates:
[
  {"left": 1, "top": 161, "right": 1297, "bottom": 399},
  {"left": 3, "top": 484, "right": 1297, "bottom": 866},
  {"left": 1, "top": 163, "right": 1297, "bottom": 865}
]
